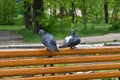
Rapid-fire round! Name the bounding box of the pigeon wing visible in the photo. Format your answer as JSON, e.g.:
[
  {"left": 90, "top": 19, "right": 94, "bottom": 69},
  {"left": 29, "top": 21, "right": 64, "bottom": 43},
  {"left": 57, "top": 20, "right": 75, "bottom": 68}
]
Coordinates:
[
  {"left": 67, "top": 37, "right": 80, "bottom": 47},
  {"left": 42, "top": 33, "right": 58, "bottom": 52},
  {"left": 59, "top": 36, "right": 72, "bottom": 48},
  {"left": 49, "top": 39, "right": 59, "bottom": 52}
]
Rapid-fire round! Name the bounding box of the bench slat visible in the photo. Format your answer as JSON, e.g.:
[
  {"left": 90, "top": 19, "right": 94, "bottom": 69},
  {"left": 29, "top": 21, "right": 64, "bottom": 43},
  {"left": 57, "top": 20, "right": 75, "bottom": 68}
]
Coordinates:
[
  {"left": 8, "top": 71, "right": 120, "bottom": 80},
  {"left": 0, "top": 46, "right": 120, "bottom": 58},
  {"left": 1, "top": 55, "right": 120, "bottom": 67},
  {"left": 0, "top": 63, "right": 120, "bottom": 77}
]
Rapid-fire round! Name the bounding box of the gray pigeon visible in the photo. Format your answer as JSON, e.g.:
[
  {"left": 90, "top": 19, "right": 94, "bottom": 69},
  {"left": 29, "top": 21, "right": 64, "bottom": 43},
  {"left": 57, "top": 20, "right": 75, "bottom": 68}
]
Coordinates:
[
  {"left": 59, "top": 30, "right": 81, "bottom": 48},
  {"left": 39, "top": 29, "right": 59, "bottom": 52}
]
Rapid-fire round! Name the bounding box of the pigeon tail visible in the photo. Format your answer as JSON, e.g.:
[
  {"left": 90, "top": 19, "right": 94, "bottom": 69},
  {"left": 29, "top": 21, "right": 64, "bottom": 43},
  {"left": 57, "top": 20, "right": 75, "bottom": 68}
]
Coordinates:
[
  {"left": 54, "top": 49, "right": 59, "bottom": 52},
  {"left": 49, "top": 48, "right": 59, "bottom": 52}
]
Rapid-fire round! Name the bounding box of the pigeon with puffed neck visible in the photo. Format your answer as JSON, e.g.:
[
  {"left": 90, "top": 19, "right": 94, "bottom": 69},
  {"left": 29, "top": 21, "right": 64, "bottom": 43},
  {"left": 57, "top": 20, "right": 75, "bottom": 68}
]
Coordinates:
[{"left": 59, "top": 30, "right": 81, "bottom": 48}]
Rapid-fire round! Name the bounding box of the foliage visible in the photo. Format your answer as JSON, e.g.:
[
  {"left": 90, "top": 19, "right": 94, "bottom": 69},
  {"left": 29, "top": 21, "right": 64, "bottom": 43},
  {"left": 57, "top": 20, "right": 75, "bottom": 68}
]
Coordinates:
[
  {"left": 39, "top": 15, "right": 58, "bottom": 32},
  {"left": 110, "top": 20, "right": 120, "bottom": 30},
  {"left": 0, "top": 0, "right": 17, "bottom": 25},
  {"left": 110, "top": 0, "right": 120, "bottom": 30},
  {"left": 0, "top": 0, "right": 119, "bottom": 32}
]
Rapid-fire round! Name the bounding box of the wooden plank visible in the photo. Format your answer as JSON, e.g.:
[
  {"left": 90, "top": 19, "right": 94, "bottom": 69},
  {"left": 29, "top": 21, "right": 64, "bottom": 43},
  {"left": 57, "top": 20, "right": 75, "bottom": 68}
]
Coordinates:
[
  {"left": 0, "top": 46, "right": 120, "bottom": 58},
  {"left": 1, "top": 55, "right": 120, "bottom": 67},
  {"left": 8, "top": 71, "right": 120, "bottom": 80},
  {"left": 0, "top": 63, "right": 120, "bottom": 77}
]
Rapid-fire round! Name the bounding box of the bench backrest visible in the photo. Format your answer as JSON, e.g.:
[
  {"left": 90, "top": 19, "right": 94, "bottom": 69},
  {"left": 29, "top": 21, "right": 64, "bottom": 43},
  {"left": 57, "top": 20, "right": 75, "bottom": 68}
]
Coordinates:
[{"left": 0, "top": 46, "right": 120, "bottom": 80}]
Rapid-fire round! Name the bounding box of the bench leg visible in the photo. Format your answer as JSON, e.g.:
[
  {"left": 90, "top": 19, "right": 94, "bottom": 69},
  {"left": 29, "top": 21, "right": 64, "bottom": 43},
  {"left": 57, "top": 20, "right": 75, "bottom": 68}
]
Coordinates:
[
  {"left": 48, "top": 56, "right": 55, "bottom": 75},
  {"left": 119, "top": 69, "right": 120, "bottom": 80},
  {"left": 42, "top": 56, "right": 55, "bottom": 76}
]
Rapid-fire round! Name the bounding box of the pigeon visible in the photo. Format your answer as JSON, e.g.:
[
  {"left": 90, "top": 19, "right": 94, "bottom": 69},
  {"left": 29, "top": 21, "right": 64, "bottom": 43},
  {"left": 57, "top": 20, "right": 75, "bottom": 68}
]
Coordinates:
[
  {"left": 39, "top": 29, "right": 59, "bottom": 52},
  {"left": 59, "top": 30, "right": 81, "bottom": 48}
]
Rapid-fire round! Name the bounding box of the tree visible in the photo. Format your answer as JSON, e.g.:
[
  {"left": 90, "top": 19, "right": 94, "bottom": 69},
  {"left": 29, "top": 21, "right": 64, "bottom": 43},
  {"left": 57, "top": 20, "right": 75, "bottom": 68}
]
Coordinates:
[
  {"left": 24, "top": 0, "right": 32, "bottom": 30},
  {"left": 70, "top": 0, "right": 76, "bottom": 23},
  {"left": 82, "top": 0, "right": 87, "bottom": 30},
  {"left": 110, "top": 0, "right": 120, "bottom": 30},
  {"left": 0, "top": 0, "right": 17, "bottom": 25},
  {"left": 33, "top": 0, "right": 44, "bottom": 34},
  {"left": 104, "top": 0, "right": 109, "bottom": 23}
]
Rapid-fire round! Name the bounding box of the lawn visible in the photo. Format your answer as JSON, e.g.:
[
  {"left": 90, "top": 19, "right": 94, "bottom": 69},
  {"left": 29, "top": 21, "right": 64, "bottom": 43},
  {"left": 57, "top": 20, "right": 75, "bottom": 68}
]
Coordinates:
[
  {"left": 0, "top": 25, "right": 24, "bottom": 30},
  {"left": 0, "top": 23, "right": 119, "bottom": 43}
]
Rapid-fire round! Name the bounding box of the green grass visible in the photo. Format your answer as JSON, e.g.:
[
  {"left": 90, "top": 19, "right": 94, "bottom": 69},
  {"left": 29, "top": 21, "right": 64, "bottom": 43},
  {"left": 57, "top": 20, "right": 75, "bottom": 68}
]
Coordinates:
[
  {"left": 15, "top": 29, "right": 40, "bottom": 43},
  {"left": 0, "top": 25, "right": 24, "bottom": 30},
  {"left": 0, "top": 23, "right": 119, "bottom": 43},
  {"left": 52, "top": 23, "right": 120, "bottom": 39}
]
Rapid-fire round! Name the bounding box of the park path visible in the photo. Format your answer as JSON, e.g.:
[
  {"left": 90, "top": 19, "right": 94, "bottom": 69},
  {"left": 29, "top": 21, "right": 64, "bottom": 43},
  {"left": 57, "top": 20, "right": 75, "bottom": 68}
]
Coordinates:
[
  {"left": 0, "top": 30, "right": 120, "bottom": 45},
  {"left": 0, "top": 30, "right": 23, "bottom": 45},
  {"left": 81, "top": 33, "right": 120, "bottom": 43}
]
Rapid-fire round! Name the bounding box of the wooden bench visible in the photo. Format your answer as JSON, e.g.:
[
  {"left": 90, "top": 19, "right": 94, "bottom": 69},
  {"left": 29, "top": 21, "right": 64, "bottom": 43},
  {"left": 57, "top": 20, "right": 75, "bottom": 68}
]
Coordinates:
[{"left": 0, "top": 46, "right": 120, "bottom": 80}]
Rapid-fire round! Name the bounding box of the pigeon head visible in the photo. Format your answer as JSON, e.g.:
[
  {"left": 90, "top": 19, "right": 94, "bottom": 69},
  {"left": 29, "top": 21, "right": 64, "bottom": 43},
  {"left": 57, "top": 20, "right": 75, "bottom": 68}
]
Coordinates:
[
  {"left": 71, "top": 30, "right": 79, "bottom": 37},
  {"left": 71, "top": 30, "right": 76, "bottom": 35},
  {"left": 39, "top": 29, "right": 45, "bottom": 35}
]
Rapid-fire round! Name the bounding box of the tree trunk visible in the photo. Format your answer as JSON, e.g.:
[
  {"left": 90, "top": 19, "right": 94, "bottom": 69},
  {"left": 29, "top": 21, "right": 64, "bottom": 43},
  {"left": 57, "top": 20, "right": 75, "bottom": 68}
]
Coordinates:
[
  {"left": 82, "top": 0, "right": 87, "bottom": 30},
  {"left": 104, "top": 0, "right": 109, "bottom": 23},
  {"left": 33, "top": 0, "right": 44, "bottom": 34},
  {"left": 59, "top": 6, "right": 65, "bottom": 18},
  {"left": 24, "top": 0, "right": 32, "bottom": 30},
  {"left": 71, "top": 0, "right": 75, "bottom": 23}
]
